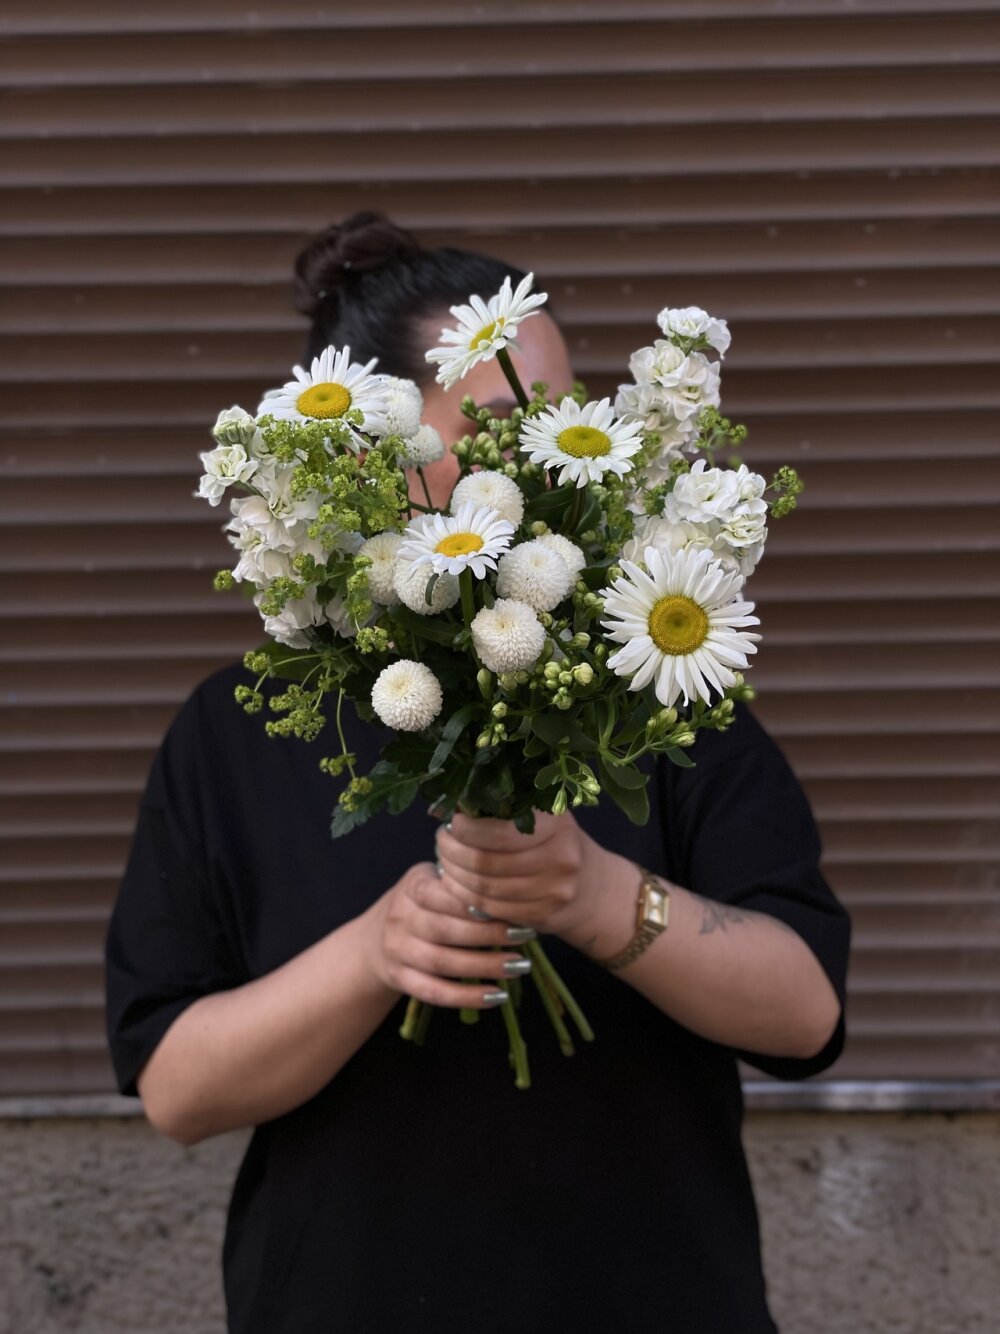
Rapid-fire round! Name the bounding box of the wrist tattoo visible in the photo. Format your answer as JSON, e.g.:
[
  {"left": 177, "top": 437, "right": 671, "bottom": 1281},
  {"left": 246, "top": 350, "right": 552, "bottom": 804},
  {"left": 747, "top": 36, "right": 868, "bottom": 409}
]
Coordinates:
[{"left": 695, "top": 894, "right": 795, "bottom": 937}]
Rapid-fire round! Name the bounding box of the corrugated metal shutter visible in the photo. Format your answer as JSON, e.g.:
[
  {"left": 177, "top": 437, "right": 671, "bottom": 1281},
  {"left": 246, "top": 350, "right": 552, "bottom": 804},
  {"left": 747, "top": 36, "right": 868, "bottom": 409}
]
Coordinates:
[{"left": 2, "top": 1, "right": 998, "bottom": 1097}]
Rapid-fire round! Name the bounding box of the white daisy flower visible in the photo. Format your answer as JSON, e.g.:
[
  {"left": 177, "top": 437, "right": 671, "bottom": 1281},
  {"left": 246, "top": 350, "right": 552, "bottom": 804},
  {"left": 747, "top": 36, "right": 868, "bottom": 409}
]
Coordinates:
[
  {"left": 398, "top": 423, "right": 446, "bottom": 468},
  {"left": 357, "top": 532, "right": 405, "bottom": 606},
  {"left": 393, "top": 558, "right": 460, "bottom": 615},
  {"left": 451, "top": 472, "right": 525, "bottom": 527},
  {"left": 471, "top": 598, "right": 545, "bottom": 673},
  {"left": 378, "top": 376, "right": 424, "bottom": 438},
  {"left": 535, "top": 532, "right": 586, "bottom": 578},
  {"left": 601, "top": 546, "right": 760, "bottom": 709},
  {"left": 425, "top": 273, "right": 548, "bottom": 390},
  {"left": 495, "top": 540, "right": 574, "bottom": 612},
  {"left": 257, "top": 345, "right": 390, "bottom": 446},
  {"left": 518, "top": 397, "right": 644, "bottom": 489},
  {"left": 371, "top": 660, "right": 443, "bottom": 733},
  {"left": 397, "top": 502, "right": 514, "bottom": 580},
  {"left": 656, "top": 306, "right": 731, "bottom": 357}
]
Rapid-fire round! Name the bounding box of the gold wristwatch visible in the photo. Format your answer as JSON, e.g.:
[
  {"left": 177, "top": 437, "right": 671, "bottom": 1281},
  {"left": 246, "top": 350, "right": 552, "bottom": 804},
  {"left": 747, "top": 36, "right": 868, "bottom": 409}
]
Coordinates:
[{"left": 594, "top": 867, "right": 670, "bottom": 971}]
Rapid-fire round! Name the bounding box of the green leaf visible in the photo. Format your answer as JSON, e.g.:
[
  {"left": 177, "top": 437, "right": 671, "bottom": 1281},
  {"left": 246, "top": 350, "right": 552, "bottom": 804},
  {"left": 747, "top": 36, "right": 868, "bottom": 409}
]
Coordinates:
[
  {"left": 390, "top": 605, "right": 461, "bottom": 646},
  {"left": 597, "top": 756, "right": 647, "bottom": 788},
  {"left": 428, "top": 702, "right": 482, "bottom": 775},
  {"left": 533, "top": 762, "right": 563, "bottom": 790},
  {"left": 423, "top": 571, "right": 440, "bottom": 607},
  {"left": 531, "top": 712, "right": 594, "bottom": 753},
  {"left": 662, "top": 745, "right": 697, "bottom": 769},
  {"left": 597, "top": 757, "right": 651, "bottom": 825}
]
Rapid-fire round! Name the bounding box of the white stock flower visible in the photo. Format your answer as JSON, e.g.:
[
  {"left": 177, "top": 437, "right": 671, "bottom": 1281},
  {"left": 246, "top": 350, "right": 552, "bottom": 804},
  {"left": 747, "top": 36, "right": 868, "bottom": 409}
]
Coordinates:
[
  {"left": 614, "top": 380, "right": 699, "bottom": 446},
  {"left": 663, "top": 460, "right": 764, "bottom": 526},
  {"left": 393, "top": 558, "right": 460, "bottom": 615},
  {"left": 601, "top": 547, "right": 759, "bottom": 708},
  {"left": 626, "top": 343, "right": 721, "bottom": 425},
  {"left": 518, "top": 397, "right": 644, "bottom": 489},
  {"left": 258, "top": 345, "right": 390, "bottom": 446},
  {"left": 378, "top": 377, "right": 424, "bottom": 438},
  {"left": 451, "top": 472, "right": 525, "bottom": 527},
  {"left": 397, "top": 502, "right": 514, "bottom": 579},
  {"left": 255, "top": 587, "right": 324, "bottom": 649},
  {"left": 620, "top": 516, "right": 709, "bottom": 566},
  {"left": 197, "top": 443, "right": 259, "bottom": 506},
  {"left": 656, "top": 306, "right": 731, "bottom": 357},
  {"left": 211, "top": 406, "right": 259, "bottom": 448},
  {"left": 357, "top": 532, "right": 404, "bottom": 606},
  {"left": 471, "top": 598, "right": 545, "bottom": 672},
  {"left": 425, "top": 273, "right": 548, "bottom": 389},
  {"left": 495, "top": 540, "right": 574, "bottom": 612},
  {"left": 398, "top": 423, "right": 446, "bottom": 468},
  {"left": 535, "top": 532, "right": 586, "bottom": 577},
  {"left": 227, "top": 464, "right": 318, "bottom": 553},
  {"left": 371, "top": 660, "right": 443, "bottom": 732}
]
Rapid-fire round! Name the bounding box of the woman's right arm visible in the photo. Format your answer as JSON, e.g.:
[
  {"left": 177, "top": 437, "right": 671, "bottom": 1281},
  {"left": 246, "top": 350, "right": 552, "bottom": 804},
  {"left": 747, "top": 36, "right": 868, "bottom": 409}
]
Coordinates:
[{"left": 137, "top": 861, "right": 529, "bottom": 1146}]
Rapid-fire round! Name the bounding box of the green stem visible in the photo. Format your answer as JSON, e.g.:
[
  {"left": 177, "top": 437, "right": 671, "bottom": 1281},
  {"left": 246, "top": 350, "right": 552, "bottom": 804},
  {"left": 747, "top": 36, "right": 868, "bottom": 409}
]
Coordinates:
[
  {"left": 523, "top": 939, "right": 595, "bottom": 1042},
  {"left": 416, "top": 465, "right": 434, "bottom": 509},
  {"left": 334, "top": 689, "right": 356, "bottom": 780},
  {"left": 399, "top": 996, "right": 423, "bottom": 1041},
  {"left": 560, "top": 485, "right": 587, "bottom": 536},
  {"left": 497, "top": 982, "right": 531, "bottom": 1089},
  {"left": 496, "top": 346, "right": 530, "bottom": 411},
  {"left": 458, "top": 567, "right": 477, "bottom": 629},
  {"left": 413, "top": 1000, "right": 433, "bottom": 1046},
  {"left": 530, "top": 966, "right": 575, "bottom": 1057}
]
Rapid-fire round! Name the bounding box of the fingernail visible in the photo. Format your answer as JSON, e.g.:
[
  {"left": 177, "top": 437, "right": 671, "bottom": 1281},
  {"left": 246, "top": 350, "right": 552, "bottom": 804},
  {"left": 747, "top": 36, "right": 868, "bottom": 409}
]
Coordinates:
[
  {"left": 468, "top": 904, "right": 493, "bottom": 922},
  {"left": 482, "top": 990, "right": 509, "bottom": 1006},
  {"left": 435, "top": 859, "right": 443, "bottom": 879},
  {"left": 502, "top": 958, "right": 532, "bottom": 977},
  {"left": 445, "top": 820, "right": 453, "bottom": 833},
  {"left": 505, "top": 926, "right": 536, "bottom": 943}
]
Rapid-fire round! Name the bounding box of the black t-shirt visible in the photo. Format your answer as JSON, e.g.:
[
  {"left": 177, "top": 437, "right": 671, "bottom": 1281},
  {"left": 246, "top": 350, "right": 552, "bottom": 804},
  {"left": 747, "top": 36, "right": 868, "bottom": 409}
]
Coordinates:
[{"left": 106, "top": 664, "right": 850, "bottom": 1334}]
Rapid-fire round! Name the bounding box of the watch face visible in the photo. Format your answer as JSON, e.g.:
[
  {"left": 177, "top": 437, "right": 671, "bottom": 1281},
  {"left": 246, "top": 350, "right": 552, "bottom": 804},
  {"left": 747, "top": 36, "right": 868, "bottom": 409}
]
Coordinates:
[{"left": 642, "top": 880, "right": 669, "bottom": 930}]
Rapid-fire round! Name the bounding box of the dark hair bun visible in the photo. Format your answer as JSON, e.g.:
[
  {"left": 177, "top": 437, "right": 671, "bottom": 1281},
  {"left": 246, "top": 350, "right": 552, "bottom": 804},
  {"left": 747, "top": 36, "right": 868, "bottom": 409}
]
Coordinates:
[{"left": 292, "top": 212, "right": 421, "bottom": 317}]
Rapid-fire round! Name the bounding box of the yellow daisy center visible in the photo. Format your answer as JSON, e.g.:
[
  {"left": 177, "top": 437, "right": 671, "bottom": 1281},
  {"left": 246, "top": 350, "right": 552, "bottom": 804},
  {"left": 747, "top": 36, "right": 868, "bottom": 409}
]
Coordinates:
[
  {"left": 470, "top": 319, "right": 501, "bottom": 349},
  {"left": 436, "top": 532, "right": 484, "bottom": 558},
  {"left": 296, "top": 382, "right": 352, "bottom": 418},
  {"left": 557, "top": 425, "right": 611, "bottom": 458},
  {"left": 648, "top": 595, "right": 709, "bottom": 656}
]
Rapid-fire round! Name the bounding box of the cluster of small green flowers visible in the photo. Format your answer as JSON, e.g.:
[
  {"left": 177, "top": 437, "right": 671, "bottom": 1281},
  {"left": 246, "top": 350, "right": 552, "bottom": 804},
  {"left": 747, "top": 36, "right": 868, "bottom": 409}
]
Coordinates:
[
  {"left": 695, "top": 406, "right": 748, "bottom": 459},
  {"left": 769, "top": 465, "right": 805, "bottom": 518},
  {"left": 264, "top": 682, "right": 329, "bottom": 742},
  {"left": 319, "top": 752, "right": 357, "bottom": 778},
  {"left": 337, "top": 775, "right": 374, "bottom": 812},
  {"left": 355, "top": 625, "right": 391, "bottom": 655}
]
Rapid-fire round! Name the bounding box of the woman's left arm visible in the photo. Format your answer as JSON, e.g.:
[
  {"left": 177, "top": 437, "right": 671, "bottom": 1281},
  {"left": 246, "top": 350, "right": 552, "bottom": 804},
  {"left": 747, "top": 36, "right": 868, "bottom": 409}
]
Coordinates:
[{"left": 436, "top": 813, "right": 841, "bottom": 1061}]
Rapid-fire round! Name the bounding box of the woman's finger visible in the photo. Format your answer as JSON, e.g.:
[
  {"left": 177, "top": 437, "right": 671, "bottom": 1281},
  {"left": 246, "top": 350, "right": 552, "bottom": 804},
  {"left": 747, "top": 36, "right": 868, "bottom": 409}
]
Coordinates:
[{"left": 390, "top": 966, "right": 513, "bottom": 1011}]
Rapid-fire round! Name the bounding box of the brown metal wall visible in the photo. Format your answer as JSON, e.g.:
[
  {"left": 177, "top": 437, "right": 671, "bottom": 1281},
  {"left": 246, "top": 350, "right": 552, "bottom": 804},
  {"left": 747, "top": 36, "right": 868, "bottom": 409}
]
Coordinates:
[{"left": 2, "top": 1, "right": 998, "bottom": 1095}]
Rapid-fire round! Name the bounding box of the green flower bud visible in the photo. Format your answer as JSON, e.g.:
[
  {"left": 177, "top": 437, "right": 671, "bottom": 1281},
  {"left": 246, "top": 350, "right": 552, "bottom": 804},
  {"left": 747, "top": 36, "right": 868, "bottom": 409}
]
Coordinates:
[
  {"left": 491, "top": 702, "right": 508, "bottom": 720},
  {"left": 558, "top": 670, "right": 573, "bottom": 687},
  {"left": 572, "top": 663, "right": 594, "bottom": 685},
  {"left": 476, "top": 730, "right": 493, "bottom": 749},
  {"left": 551, "top": 788, "right": 568, "bottom": 817},
  {"left": 673, "top": 731, "right": 696, "bottom": 747},
  {"left": 515, "top": 670, "right": 531, "bottom": 685},
  {"left": 477, "top": 668, "right": 493, "bottom": 700},
  {"left": 529, "top": 521, "right": 549, "bottom": 537},
  {"left": 214, "top": 569, "right": 235, "bottom": 592},
  {"left": 498, "top": 673, "right": 518, "bottom": 692},
  {"left": 544, "top": 661, "right": 561, "bottom": 679}
]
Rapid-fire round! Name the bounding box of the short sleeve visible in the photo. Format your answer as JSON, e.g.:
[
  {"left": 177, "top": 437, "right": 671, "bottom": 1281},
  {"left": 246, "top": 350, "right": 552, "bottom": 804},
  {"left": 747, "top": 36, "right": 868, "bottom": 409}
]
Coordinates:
[
  {"left": 105, "top": 700, "right": 246, "bottom": 1097},
  {"left": 659, "top": 706, "right": 851, "bottom": 1080}
]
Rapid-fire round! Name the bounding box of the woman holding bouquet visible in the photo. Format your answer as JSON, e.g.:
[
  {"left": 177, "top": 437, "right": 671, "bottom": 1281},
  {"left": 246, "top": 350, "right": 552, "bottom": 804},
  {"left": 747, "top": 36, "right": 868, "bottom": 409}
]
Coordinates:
[{"left": 106, "top": 213, "right": 849, "bottom": 1333}]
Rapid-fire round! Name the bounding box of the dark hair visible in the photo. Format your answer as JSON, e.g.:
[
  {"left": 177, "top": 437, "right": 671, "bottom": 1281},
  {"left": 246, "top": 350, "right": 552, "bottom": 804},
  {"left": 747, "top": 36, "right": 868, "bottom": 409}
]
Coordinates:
[{"left": 292, "top": 211, "right": 530, "bottom": 383}]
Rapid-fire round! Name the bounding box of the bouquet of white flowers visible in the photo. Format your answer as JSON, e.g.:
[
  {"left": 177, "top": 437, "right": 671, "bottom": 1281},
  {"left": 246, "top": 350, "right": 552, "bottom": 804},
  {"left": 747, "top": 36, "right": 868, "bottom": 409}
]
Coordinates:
[{"left": 197, "top": 275, "right": 802, "bottom": 1085}]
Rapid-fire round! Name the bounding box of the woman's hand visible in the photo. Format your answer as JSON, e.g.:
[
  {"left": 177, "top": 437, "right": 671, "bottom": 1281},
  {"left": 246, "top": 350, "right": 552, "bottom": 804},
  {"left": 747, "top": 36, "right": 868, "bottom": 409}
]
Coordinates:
[
  {"left": 365, "top": 861, "right": 537, "bottom": 1010},
  {"left": 435, "top": 813, "right": 637, "bottom": 953}
]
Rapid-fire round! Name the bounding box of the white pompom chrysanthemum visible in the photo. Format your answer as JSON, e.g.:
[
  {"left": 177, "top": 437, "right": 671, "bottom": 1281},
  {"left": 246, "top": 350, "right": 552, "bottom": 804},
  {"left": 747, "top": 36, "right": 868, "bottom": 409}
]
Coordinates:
[
  {"left": 371, "top": 660, "right": 443, "bottom": 732},
  {"left": 379, "top": 377, "right": 424, "bottom": 438},
  {"left": 393, "top": 557, "right": 461, "bottom": 615},
  {"left": 451, "top": 472, "right": 525, "bottom": 527},
  {"left": 495, "top": 540, "right": 574, "bottom": 612},
  {"left": 398, "top": 423, "right": 446, "bottom": 468},
  {"left": 357, "top": 532, "right": 404, "bottom": 606},
  {"left": 535, "top": 532, "right": 586, "bottom": 578},
  {"left": 471, "top": 599, "right": 545, "bottom": 673}
]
